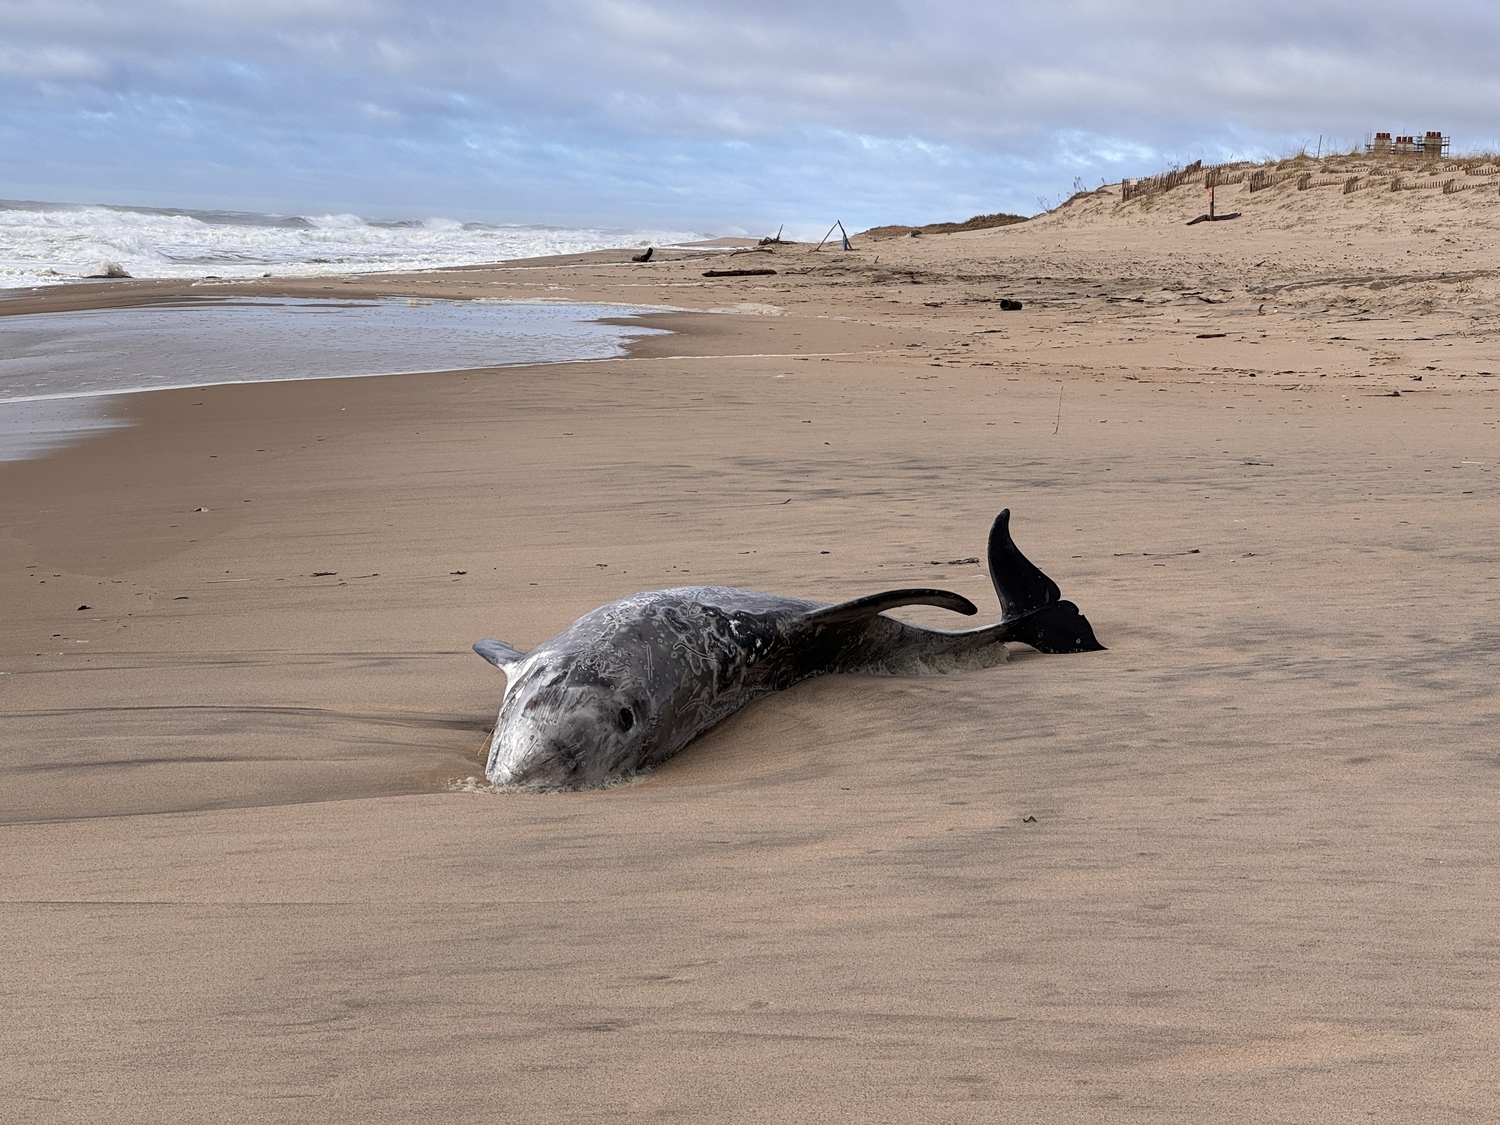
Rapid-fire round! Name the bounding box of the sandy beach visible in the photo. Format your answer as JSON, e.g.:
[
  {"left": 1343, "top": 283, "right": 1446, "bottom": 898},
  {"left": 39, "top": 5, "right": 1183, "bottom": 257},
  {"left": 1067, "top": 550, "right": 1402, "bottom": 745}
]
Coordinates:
[{"left": 4, "top": 168, "right": 1500, "bottom": 1121}]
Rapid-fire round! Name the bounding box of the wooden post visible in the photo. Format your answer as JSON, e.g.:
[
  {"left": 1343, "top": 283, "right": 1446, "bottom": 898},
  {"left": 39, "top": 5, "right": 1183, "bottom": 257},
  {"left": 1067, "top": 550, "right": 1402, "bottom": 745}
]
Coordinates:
[{"left": 815, "top": 221, "right": 853, "bottom": 252}]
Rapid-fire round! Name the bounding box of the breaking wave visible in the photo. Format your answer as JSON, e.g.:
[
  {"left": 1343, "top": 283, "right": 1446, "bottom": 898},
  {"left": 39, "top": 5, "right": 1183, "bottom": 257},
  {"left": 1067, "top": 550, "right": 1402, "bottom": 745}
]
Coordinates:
[{"left": 0, "top": 198, "right": 710, "bottom": 289}]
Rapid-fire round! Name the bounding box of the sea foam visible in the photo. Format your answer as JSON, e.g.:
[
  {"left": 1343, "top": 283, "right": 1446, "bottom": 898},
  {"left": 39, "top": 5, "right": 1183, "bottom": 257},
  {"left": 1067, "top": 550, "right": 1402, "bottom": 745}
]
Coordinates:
[{"left": 0, "top": 199, "right": 710, "bottom": 289}]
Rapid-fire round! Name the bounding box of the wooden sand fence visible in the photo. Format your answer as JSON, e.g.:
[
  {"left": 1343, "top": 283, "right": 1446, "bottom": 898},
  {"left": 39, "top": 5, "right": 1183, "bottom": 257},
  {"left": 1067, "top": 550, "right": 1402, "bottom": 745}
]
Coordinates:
[
  {"left": 1205, "top": 166, "right": 1250, "bottom": 188},
  {"left": 1121, "top": 161, "right": 1202, "bottom": 202},
  {"left": 1119, "top": 157, "right": 1500, "bottom": 204},
  {"left": 1247, "top": 168, "right": 1304, "bottom": 192},
  {"left": 1392, "top": 176, "right": 1483, "bottom": 192},
  {"left": 1296, "top": 173, "right": 1351, "bottom": 190}
]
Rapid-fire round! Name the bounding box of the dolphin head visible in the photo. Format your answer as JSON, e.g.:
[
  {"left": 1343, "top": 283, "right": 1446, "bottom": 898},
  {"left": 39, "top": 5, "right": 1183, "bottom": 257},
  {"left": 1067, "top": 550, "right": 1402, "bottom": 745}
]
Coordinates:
[{"left": 485, "top": 655, "right": 655, "bottom": 789}]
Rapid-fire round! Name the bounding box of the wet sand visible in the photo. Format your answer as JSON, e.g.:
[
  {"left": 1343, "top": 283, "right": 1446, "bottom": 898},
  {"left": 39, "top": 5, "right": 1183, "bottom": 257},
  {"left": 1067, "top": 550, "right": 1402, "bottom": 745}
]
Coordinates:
[{"left": 4, "top": 176, "right": 1500, "bottom": 1121}]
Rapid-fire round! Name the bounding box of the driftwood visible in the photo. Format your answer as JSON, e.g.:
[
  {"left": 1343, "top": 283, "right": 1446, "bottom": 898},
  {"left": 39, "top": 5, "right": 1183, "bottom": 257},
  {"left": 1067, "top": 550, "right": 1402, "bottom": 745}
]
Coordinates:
[
  {"left": 703, "top": 268, "right": 777, "bottom": 278},
  {"left": 1185, "top": 212, "right": 1241, "bottom": 226},
  {"left": 813, "top": 220, "right": 852, "bottom": 251}
]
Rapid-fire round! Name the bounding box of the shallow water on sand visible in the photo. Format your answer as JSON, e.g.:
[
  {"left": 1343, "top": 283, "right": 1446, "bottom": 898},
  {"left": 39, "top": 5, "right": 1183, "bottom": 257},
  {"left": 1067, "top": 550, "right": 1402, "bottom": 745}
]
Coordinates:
[{"left": 0, "top": 297, "right": 669, "bottom": 461}]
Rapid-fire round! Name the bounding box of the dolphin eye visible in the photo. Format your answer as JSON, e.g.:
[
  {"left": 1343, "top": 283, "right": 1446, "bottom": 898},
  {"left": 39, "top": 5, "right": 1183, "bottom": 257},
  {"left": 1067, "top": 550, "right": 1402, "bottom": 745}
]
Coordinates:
[{"left": 617, "top": 707, "right": 635, "bottom": 732}]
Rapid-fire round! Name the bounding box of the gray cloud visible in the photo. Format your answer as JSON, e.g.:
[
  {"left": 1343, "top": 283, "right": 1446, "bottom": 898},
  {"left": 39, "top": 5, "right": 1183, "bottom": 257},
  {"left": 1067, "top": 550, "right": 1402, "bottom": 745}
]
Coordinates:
[{"left": 2, "top": 0, "right": 1496, "bottom": 228}]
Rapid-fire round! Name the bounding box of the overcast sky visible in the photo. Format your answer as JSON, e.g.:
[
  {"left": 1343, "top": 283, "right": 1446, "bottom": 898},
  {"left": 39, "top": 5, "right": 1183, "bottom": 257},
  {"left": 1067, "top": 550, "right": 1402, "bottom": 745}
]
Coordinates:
[{"left": 2, "top": 1, "right": 1497, "bottom": 232}]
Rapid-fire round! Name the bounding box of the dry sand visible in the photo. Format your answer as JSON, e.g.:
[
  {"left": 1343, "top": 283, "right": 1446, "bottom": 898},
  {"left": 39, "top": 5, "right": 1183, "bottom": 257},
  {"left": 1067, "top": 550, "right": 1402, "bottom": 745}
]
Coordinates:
[{"left": 4, "top": 169, "right": 1500, "bottom": 1121}]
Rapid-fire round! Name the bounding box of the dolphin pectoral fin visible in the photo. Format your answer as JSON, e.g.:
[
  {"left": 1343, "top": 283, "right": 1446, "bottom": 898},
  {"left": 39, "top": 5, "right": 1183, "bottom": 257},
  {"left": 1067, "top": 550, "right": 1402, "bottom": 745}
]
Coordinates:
[
  {"left": 473, "top": 638, "right": 527, "bottom": 670},
  {"left": 988, "top": 509, "right": 1063, "bottom": 622},
  {"left": 1004, "top": 601, "right": 1106, "bottom": 653},
  {"left": 801, "top": 588, "right": 979, "bottom": 627}
]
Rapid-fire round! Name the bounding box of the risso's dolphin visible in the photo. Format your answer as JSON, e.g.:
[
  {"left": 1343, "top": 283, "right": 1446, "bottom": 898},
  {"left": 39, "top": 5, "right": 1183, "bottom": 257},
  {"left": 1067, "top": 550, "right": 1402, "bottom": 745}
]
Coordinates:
[{"left": 473, "top": 510, "right": 1103, "bottom": 790}]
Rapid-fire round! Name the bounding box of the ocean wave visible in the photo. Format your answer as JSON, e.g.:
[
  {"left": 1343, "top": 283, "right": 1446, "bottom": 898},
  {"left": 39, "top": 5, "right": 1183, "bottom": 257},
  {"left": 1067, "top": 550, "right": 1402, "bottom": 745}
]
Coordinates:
[{"left": 0, "top": 199, "right": 709, "bottom": 288}]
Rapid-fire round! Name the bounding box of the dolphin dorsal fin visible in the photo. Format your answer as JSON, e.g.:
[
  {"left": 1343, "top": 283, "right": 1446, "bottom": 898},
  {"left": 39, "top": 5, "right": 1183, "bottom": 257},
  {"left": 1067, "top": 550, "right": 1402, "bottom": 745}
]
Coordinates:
[
  {"left": 800, "top": 588, "right": 978, "bottom": 628},
  {"left": 473, "top": 638, "right": 528, "bottom": 670}
]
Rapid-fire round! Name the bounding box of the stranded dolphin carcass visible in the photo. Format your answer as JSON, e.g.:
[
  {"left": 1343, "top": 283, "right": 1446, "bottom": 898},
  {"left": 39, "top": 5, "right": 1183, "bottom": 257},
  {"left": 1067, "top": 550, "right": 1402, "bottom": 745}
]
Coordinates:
[{"left": 473, "top": 510, "right": 1104, "bottom": 790}]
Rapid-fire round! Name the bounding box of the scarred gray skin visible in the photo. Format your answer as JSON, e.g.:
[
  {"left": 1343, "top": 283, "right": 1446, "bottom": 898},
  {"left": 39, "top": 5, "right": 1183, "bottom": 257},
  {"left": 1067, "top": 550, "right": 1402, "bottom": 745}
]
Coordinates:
[
  {"left": 474, "top": 510, "right": 1104, "bottom": 790},
  {"left": 483, "top": 587, "right": 1010, "bottom": 789}
]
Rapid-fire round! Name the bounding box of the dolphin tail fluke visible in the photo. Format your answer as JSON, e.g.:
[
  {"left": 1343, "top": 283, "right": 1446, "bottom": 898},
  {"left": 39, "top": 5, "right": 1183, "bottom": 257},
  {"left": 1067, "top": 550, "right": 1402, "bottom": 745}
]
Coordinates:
[
  {"left": 1002, "top": 599, "right": 1103, "bottom": 653},
  {"left": 988, "top": 509, "right": 1105, "bottom": 653}
]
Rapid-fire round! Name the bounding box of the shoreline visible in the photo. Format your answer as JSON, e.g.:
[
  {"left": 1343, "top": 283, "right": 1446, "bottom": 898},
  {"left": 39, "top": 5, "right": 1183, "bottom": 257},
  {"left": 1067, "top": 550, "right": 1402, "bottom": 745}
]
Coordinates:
[
  {"left": 0, "top": 291, "right": 708, "bottom": 468},
  {"left": 6, "top": 197, "right": 1500, "bottom": 1119},
  {"left": 0, "top": 298, "right": 682, "bottom": 404}
]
